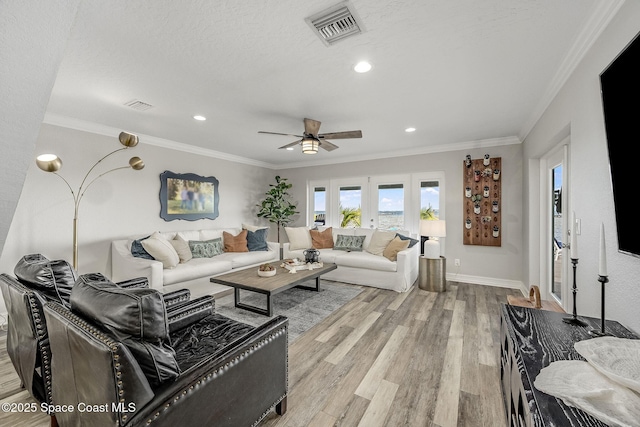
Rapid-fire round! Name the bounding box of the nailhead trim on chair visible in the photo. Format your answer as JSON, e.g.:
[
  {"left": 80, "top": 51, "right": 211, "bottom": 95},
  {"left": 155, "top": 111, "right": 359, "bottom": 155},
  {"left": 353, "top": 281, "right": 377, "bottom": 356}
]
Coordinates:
[
  {"left": 47, "top": 303, "right": 129, "bottom": 426},
  {"left": 166, "top": 300, "right": 214, "bottom": 323},
  {"left": 146, "top": 326, "right": 288, "bottom": 426}
]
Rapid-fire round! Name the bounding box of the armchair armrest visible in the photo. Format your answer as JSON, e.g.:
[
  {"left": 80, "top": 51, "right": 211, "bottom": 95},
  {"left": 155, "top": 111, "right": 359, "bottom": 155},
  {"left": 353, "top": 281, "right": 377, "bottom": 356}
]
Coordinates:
[
  {"left": 116, "top": 277, "right": 149, "bottom": 289},
  {"left": 166, "top": 295, "right": 214, "bottom": 333},
  {"left": 163, "top": 289, "right": 191, "bottom": 308}
]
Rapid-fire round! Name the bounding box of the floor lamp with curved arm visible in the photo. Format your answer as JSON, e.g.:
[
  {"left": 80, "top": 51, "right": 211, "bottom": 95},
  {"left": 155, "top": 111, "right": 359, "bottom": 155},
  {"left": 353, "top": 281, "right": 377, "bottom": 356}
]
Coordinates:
[{"left": 35, "top": 131, "right": 145, "bottom": 269}]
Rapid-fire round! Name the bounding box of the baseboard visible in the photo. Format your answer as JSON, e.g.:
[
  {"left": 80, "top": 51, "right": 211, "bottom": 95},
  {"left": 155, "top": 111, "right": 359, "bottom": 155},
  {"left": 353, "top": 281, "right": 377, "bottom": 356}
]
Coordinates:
[{"left": 446, "top": 272, "right": 525, "bottom": 293}]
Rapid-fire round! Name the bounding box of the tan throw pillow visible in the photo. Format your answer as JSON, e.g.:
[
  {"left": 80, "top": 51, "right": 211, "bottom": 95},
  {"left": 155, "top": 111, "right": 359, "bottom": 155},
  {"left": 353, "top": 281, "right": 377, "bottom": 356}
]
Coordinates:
[
  {"left": 310, "top": 227, "right": 333, "bottom": 249},
  {"left": 223, "top": 230, "right": 249, "bottom": 252},
  {"left": 141, "top": 232, "right": 180, "bottom": 268},
  {"left": 170, "top": 235, "right": 193, "bottom": 263},
  {"left": 366, "top": 230, "right": 397, "bottom": 256},
  {"left": 285, "top": 227, "right": 312, "bottom": 251},
  {"left": 382, "top": 236, "right": 410, "bottom": 261}
]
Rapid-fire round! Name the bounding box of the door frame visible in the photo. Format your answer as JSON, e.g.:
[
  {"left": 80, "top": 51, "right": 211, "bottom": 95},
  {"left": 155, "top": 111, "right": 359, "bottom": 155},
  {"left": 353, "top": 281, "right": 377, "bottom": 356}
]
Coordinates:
[{"left": 539, "top": 140, "right": 570, "bottom": 308}]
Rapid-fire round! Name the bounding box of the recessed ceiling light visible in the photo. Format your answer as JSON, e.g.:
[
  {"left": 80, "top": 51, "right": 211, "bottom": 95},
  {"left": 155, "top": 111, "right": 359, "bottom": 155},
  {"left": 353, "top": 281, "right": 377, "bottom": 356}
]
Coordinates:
[
  {"left": 286, "top": 147, "right": 295, "bottom": 151},
  {"left": 193, "top": 115, "right": 206, "bottom": 121},
  {"left": 405, "top": 127, "right": 416, "bottom": 132},
  {"left": 354, "top": 61, "right": 372, "bottom": 73}
]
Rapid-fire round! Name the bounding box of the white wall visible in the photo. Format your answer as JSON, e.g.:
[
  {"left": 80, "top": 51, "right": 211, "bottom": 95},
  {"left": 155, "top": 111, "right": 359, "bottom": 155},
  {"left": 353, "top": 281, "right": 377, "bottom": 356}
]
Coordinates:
[
  {"left": 524, "top": 0, "right": 640, "bottom": 332},
  {"left": 280, "top": 142, "right": 524, "bottom": 290},
  {"left": 0, "top": 124, "right": 274, "bottom": 281}
]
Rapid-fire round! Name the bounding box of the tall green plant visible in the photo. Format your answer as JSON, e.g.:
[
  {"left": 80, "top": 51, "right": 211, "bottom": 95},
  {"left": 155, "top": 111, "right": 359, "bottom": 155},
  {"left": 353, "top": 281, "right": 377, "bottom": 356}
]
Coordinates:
[{"left": 257, "top": 175, "right": 299, "bottom": 243}]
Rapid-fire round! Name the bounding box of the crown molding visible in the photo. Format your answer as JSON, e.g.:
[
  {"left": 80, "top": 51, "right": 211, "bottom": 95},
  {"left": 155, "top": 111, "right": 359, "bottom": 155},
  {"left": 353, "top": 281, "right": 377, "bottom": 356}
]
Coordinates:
[
  {"left": 42, "top": 113, "right": 275, "bottom": 169},
  {"left": 519, "top": 0, "right": 626, "bottom": 140},
  {"left": 275, "top": 136, "right": 522, "bottom": 169}
]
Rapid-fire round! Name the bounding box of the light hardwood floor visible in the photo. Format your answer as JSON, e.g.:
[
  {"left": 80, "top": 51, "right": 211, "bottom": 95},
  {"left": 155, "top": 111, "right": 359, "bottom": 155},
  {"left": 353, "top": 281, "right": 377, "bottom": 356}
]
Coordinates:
[{"left": 0, "top": 281, "right": 519, "bottom": 427}]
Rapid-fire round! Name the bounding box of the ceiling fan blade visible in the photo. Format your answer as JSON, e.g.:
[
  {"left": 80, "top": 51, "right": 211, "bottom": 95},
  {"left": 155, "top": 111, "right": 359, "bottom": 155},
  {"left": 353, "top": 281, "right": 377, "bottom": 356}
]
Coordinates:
[
  {"left": 303, "top": 118, "right": 321, "bottom": 136},
  {"left": 319, "top": 140, "right": 339, "bottom": 151},
  {"left": 258, "top": 131, "right": 304, "bottom": 138},
  {"left": 318, "top": 130, "right": 362, "bottom": 140},
  {"left": 278, "top": 140, "right": 302, "bottom": 150}
]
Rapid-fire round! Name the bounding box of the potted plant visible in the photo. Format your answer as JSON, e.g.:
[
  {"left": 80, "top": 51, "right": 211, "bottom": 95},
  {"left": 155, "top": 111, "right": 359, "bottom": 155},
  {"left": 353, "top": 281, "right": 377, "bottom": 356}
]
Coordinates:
[{"left": 257, "top": 176, "right": 299, "bottom": 249}]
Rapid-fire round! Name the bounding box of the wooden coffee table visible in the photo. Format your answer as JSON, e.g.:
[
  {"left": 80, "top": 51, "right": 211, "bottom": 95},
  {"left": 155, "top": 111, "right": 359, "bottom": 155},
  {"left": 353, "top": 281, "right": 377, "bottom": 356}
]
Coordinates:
[{"left": 210, "top": 262, "right": 337, "bottom": 316}]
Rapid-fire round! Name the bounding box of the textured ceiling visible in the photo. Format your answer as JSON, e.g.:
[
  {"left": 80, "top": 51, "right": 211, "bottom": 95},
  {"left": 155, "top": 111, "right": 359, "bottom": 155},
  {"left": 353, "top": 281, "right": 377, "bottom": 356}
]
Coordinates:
[{"left": 45, "top": 0, "right": 610, "bottom": 168}]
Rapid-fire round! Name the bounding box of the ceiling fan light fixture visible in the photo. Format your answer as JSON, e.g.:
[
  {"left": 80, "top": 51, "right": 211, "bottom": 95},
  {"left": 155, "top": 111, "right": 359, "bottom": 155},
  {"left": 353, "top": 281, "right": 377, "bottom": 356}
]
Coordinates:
[{"left": 302, "top": 138, "right": 319, "bottom": 154}]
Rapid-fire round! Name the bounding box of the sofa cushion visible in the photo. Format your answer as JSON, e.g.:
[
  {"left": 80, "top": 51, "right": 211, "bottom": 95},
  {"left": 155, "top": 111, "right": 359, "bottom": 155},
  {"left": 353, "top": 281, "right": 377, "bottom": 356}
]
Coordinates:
[
  {"left": 141, "top": 232, "right": 180, "bottom": 269},
  {"left": 383, "top": 236, "right": 410, "bottom": 261},
  {"left": 334, "top": 251, "right": 398, "bottom": 272},
  {"left": 223, "top": 230, "right": 249, "bottom": 252},
  {"left": 131, "top": 235, "right": 154, "bottom": 260},
  {"left": 246, "top": 228, "right": 268, "bottom": 251},
  {"left": 163, "top": 258, "right": 233, "bottom": 286},
  {"left": 121, "top": 337, "right": 180, "bottom": 386},
  {"left": 285, "top": 227, "right": 312, "bottom": 251},
  {"left": 170, "top": 235, "right": 193, "bottom": 263},
  {"left": 242, "top": 223, "right": 268, "bottom": 232},
  {"left": 367, "top": 230, "right": 397, "bottom": 256},
  {"left": 189, "top": 238, "right": 224, "bottom": 258},
  {"left": 176, "top": 230, "right": 201, "bottom": 241},
  {"left": 14, "top": 254, "right": 77, "bottom": 305},
  {"left": 335, "top": 234, "right": 366, "bottom": 252},
  {"left": 311, "top": 227, "right": 333, "bottom": 249}
]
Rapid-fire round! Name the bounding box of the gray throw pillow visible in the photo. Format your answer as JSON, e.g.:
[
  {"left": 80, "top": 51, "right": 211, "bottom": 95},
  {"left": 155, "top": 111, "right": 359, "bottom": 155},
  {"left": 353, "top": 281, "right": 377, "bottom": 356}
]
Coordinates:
[
  {"left": 247, "top": 228, "right": 268, "bottom": 251},
  {"left": 396, "top": 233, "right": 419, "bottom": 248},
  {"left": 334, "top": 234, "right": 366, "bottom": 252},
  {"left": 189, "top": 238, "right": 224, "bottom": 258},
  {"left": 131, "top": 235, "right": 154, "bottom": 260}
]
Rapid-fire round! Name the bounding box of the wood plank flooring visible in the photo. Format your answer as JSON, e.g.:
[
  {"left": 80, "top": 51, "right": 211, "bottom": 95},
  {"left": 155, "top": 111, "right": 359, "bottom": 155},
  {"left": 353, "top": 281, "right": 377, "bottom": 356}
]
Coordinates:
[
  {"left": 0, "top": 281, "right": 519, "bottom": 427},
  {"left": 260, "top": 281, "right": 520, "bottom": 427}
]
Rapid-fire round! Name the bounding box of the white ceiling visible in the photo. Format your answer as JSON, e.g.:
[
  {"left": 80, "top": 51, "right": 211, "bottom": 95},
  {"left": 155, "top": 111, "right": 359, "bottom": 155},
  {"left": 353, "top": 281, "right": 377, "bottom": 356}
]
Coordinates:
[{"left": 44, "top": 0, "right": 615, "bottom": 168}]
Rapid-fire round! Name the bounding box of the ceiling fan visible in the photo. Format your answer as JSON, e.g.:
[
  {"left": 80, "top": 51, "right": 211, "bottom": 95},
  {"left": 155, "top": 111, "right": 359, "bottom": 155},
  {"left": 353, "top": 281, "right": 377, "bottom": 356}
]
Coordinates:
[{"left": 258, "top": 118, "right": 362, "bottom": 154}]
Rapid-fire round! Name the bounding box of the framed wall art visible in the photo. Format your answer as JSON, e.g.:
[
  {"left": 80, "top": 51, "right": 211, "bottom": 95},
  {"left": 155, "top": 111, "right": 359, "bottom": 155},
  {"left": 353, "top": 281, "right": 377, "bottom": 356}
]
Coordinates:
[{"left": 159, "top": 171, "right": 219, "bottom": 221}]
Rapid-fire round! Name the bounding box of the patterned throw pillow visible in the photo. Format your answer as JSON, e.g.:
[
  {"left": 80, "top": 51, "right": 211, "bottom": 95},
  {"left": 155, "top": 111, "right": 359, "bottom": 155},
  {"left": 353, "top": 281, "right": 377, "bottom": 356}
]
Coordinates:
[
  {"left": 310, "top": 227, "right": 333, "bottom": 249},
  {"left": 189, "top": 238, "right": 224, "bottom": 258},
  {"left": 334, "top": 234, "right": 366, "bottom": 252}
]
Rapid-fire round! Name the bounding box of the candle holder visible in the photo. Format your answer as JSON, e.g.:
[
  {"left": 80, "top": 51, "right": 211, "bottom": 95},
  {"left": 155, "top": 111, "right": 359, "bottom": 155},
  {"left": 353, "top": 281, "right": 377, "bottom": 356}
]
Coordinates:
[
  {"left": 589, "top": 275, "right": 610, "bottom": 337},
  {"left": 563, "top": 258, "right": 587, "bottom": 326}
]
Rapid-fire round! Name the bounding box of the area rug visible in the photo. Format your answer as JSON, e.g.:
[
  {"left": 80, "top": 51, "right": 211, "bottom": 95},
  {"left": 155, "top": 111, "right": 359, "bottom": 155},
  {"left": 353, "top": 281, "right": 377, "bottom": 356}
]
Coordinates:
[{"left": 215, "top": 281, "right": 362, "bottom": 343}]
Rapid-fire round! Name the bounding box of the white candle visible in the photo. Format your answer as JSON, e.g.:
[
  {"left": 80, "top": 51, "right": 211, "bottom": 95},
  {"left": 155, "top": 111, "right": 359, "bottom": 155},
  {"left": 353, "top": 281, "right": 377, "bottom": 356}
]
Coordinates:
[
  {"left": 570, "top": 211, "right": 578, "bottom": 259},
  {"left": 599, "top": 223, "right": 607, "bottom": 277}
]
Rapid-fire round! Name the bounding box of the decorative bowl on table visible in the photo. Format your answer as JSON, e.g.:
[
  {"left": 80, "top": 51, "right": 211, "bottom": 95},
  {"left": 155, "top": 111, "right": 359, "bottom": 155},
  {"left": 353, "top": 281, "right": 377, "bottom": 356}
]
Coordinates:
[{"left": 257, "top": 264, "right": 276, "bottom": 277}]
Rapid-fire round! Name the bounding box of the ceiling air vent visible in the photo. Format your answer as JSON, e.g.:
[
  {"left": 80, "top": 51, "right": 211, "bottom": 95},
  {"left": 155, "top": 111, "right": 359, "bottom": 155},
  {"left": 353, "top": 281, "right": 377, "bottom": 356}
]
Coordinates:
[
  {"left": 124, "top": 99, "right": 154, "bottom": 111},
  {"left": 306, "top": 2, "right": 364, "bottom": 46}
]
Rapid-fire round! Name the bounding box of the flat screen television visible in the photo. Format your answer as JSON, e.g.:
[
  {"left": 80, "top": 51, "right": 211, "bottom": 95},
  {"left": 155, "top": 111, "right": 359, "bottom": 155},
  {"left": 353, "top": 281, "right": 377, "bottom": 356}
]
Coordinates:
[{"left": 600, "top": 31, "right": 640, "bottom": 257}]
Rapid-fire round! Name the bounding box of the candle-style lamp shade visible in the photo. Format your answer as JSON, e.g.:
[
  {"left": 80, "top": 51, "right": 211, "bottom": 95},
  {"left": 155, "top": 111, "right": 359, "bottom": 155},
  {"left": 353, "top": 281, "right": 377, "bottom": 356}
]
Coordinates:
[
  {"left": 420, "top": 220, "right": 446, "bottom": 259},
  {"left": 35, "top": 131, "right": 144, "bottom": 269}
]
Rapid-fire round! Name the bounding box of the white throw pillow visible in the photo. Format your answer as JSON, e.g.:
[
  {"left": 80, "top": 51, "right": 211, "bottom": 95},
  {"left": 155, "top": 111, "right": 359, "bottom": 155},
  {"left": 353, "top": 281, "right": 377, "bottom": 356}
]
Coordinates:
[
  {"left": 285, "top": 227, "right": 313, "bottom": 251},
  {"left": 367, "top": 230, "right": 397, "bottom": 256},
  {"left": 170, "top": 235, "right": 193, "bottom": 263},
  {"left": 141, "top": 232, "right": 180, "bottom": 269}
]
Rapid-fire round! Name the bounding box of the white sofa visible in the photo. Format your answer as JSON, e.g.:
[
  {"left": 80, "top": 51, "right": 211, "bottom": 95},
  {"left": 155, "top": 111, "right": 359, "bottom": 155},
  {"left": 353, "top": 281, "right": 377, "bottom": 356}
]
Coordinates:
[
  {"left": 283, "top": 227, "right": 420, "bottom": 293},
  {"left": 111, "top": 228, "right": 279, "bottom": 297}
]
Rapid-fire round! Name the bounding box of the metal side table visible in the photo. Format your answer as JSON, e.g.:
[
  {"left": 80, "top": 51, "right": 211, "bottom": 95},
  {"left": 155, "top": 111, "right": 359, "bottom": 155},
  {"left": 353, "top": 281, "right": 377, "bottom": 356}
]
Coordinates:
[{"left": 418, "top": 256, "right": 446, "bottom": 292}]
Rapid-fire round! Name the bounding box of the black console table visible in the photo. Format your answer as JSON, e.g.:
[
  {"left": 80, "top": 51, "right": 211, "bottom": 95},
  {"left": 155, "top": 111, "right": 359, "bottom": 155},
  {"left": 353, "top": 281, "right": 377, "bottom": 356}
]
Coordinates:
[{"left": 500, "top": 304, "right": 638, "bottom": 426}]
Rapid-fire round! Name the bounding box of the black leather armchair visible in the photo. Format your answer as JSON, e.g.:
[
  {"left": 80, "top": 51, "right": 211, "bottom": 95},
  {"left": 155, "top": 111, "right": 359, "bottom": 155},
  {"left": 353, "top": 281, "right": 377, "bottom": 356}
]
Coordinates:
[
  {"left": 0, "top": 254, "right": 194, "bottom": 407},
  {"left": 43, "top": 273, "right": 288, "bottom": 426}
]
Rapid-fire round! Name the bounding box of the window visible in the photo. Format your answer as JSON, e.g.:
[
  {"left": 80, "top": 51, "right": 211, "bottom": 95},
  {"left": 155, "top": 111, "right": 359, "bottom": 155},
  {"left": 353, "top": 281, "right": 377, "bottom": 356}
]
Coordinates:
[
  {"left": 420, "top": 181, "right": 440, "bottom": 220},
  {"left": 377, "top": 183, "right": 404, "bottom": 230},
  {"left": 339, "top": 186, "right": 362, "bottom": 227},
  {"left": 313, "top": 186, "right": 326, "bottom": 225}
]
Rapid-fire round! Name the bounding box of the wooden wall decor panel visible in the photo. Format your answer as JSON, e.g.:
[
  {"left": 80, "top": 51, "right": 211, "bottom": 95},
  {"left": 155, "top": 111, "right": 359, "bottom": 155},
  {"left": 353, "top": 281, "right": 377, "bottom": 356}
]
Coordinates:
[{"left": 463, "top": 156, "right": 502, "bottom": 246}]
